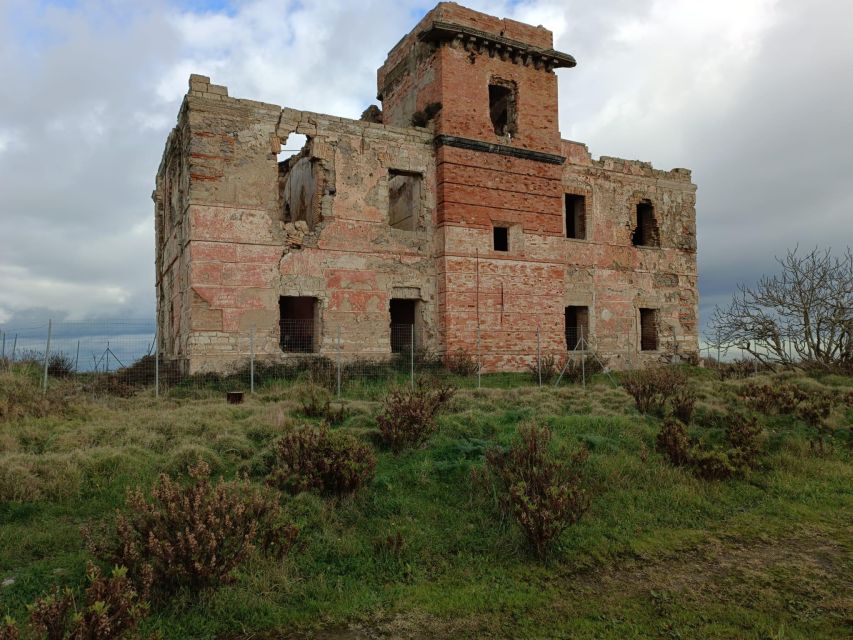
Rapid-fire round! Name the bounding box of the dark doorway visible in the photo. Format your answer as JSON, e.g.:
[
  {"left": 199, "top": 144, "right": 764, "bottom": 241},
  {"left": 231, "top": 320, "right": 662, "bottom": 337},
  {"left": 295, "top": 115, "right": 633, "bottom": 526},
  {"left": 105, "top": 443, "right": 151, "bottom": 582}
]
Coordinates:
[
  {"left": 280, "top": 296, "right": 317, "bottom": 352},
  {"left": 565, "top": 306, "right": 590, "bottom": 350},
  {"left": 390, "top": 299, "right": 417, "bottom": 353},
  {"left": 640, "top": 308, "right": 658, "bottom": 351}
]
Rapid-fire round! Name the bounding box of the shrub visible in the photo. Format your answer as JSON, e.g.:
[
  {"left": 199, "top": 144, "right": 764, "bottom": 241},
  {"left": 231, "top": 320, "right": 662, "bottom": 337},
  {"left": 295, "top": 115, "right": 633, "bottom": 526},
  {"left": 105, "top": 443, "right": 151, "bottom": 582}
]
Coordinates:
[
  {"left": 527, "top": 354, "right": 560, "bottom": 385},
  {"left": 89, "top": 462, "right": 296, "bottom": 593},
  {"left": 0, "top": 618, "right": 17, "bottom": 640},
  {"left": 293, "top": 383, "right": 349, "bottom": 424},
  {"left": 690, "top": 448, "right": 736, "bottom": 480},
  {"left": 485, "top": 422, "right": 589, "bottom": 559},
  {"left": 445, "top": 349, "right": 479, "bottom": 376},
  {"left": 796, "top": 390, "right": 838, "bottom": 452},
  {"left": 376, "top": 379, "right": 455, "bottom": 451},
  {"left": 740, "top": 382, "right": 805, "bottom": 414},
  {"left": 26, "top": 563, "right": 150, "bottom": 640},
  {"left": 656, "top": 419, "right": 690, "bottom": 466},
  {"left": 294, "top": 383, "right": 331, "bottom": 418},
  {"left": 267, "top": 425, "right": 376, "bottom": 496},
  {"left": 621, "top": 366, "right": 687, "bottom": 414},
  {"left": 556, "top": 353, "right": 607, "bottom": 385},
  {"left": 47, "top": 352, "right": 75, "bottom": 378},
  {"left": 670, "top": 386, "right": 697, "bottom": 424},
  {"left": 725, "top": 412, "right": 763, "bottom": 469}
]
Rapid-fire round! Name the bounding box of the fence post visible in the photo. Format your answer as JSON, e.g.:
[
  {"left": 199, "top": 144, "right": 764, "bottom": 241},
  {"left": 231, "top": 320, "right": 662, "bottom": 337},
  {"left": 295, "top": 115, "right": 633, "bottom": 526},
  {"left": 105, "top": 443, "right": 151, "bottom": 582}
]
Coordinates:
[
  {"left": 410, "top": 324, "right": 415, "bottom": 390},
  {"left": 336, "top": 325, "right": 342, "bottom": 398},
  {"left": 1, "top": 331, "right": 5, "bottom": 362},
  {"left": 580, "top": 326, "right": 586, "bottom": 388},
  {"left": 536, "top": 326, "right": 542, "bottom": 387},
  {"left": 250, "top": 326, "right": 255, "bottom": 394},
  {"left": 476, "top": 325, "right": 481, "bottom": 389},
  {"left": 154, "top": 330, "right": 160, "bottom": 399},
  {"left": 42, "top": 319, "right": 52, "bottom": 394},
  {"left": 74, "top": 340, "right": 80, "bottom": 373},
  {"left": 11, "top": 334, "right": 17, "bottom": 362}
]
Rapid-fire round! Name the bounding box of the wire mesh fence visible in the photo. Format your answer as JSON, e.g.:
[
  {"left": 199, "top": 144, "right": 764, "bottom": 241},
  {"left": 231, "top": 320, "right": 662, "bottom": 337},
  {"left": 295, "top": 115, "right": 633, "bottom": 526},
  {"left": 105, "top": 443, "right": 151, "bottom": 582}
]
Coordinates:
[
  {"left": 0, "top": 320, "right": 625, "bottom": 400},
  {"left": 4, "top": 318, "right": 800, "bottom": 400}
]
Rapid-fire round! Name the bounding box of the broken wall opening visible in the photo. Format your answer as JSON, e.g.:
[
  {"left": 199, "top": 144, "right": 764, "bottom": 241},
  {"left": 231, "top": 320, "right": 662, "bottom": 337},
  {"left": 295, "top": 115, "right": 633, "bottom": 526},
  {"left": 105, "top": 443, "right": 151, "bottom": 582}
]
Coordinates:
[
  {"left": 632, "top": 200, "right": 660, "bottom": 247},
  {"left": 489, "top": 80, "right": 516, "bottom": 136},
  {"left": 565, "top": 194, "right": 586, "bottom": 240},
  {"left": 639, "top": 308, "right": 659, "bottom": 351},
  {"left": 279, "top": 133, "right": 323, "bottom": 231},
  {"left": 390, "top": 298, "right": 418, "bottom": 353},
  {"left": 565, "top": 306, "right": 589, "bottom": 350},
  {"left": 388, "top": 170, "right": 422, "bottom": 231},
  {"left": 280, "top": 296, "right": 318, "bottom": 353}
]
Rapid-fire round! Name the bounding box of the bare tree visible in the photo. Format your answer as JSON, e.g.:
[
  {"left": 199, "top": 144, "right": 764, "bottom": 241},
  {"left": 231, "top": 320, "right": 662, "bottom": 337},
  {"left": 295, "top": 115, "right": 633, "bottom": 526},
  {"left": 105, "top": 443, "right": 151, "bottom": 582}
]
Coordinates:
[{"left": 709, "top": 246, "right": 852, "bottom": 369}]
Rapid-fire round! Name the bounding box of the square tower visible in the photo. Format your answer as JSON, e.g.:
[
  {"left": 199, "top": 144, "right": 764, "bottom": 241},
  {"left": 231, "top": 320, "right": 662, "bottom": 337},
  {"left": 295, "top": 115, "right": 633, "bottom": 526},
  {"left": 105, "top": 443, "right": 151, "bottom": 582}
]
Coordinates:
[{"left": 378, "top": 3, "right": 578, "bottom": 364}]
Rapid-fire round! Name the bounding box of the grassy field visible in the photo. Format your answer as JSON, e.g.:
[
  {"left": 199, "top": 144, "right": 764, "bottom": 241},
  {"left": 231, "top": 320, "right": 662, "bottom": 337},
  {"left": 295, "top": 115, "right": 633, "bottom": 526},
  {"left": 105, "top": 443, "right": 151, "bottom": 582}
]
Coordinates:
[{"left": 1, "top": 365, "right": 851, "bottom": 639}]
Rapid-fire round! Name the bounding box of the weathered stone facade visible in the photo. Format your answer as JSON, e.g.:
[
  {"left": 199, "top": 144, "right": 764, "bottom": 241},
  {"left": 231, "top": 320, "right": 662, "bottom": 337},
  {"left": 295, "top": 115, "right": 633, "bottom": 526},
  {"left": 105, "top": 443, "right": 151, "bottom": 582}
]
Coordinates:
[{"left": 154, "top": 2, "right": 698, "bottom": 374}]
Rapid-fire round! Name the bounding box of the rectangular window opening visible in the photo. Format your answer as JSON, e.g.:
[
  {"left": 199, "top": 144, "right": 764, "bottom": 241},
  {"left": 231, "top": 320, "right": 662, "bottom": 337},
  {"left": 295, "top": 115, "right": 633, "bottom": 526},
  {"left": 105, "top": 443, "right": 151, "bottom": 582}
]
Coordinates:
[
  {"left": 565, "top": 306, "right": 590, "bottom": 350},
  {"left": 640, "top": 308, "right": 659, "bottom": 351},
  {"left": 280, "top": 296, "right": 318, "bottom": 353},
  {"left": 489, "top": 83, "right": 515, "bottom": 136},
  {"left": 493, "top": 226, "right": 509, "bottom": 252},
  {"left": 388, "top": 170, "right": 422, "bottom": 231},
  {"left": 633, "top": 201, "right": 660, "bottom": 247},
  {"left": 565, "top": 194, "right": 586, "bottom": 239},
  {"left": 390, "top": 298, "right": 417, "bottom": 353}
]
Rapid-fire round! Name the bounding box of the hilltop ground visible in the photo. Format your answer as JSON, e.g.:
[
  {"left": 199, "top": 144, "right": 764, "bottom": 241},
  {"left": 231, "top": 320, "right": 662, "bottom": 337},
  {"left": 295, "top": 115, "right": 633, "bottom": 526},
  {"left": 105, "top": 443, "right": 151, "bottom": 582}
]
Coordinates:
[{"left": 1, "top": 365, "right": 851, "bottom": 639}]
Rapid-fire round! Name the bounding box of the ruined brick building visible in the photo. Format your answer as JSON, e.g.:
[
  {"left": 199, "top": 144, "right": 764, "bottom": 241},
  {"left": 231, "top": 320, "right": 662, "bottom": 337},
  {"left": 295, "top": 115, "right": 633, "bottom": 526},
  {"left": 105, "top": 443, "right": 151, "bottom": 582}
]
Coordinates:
[{"left": 154, "top": 2, "right": 699, "bottom": 374}]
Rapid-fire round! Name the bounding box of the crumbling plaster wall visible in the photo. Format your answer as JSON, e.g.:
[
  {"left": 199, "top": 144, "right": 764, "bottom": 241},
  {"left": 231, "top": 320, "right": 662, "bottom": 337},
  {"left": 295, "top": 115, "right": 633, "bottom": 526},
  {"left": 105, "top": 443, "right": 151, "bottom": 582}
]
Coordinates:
[
  {"left": 155, "top": 75, "right": 438, "bottom": 373},
  {"left": 556, "top": 141, "right": 698, "bottom": 368}
]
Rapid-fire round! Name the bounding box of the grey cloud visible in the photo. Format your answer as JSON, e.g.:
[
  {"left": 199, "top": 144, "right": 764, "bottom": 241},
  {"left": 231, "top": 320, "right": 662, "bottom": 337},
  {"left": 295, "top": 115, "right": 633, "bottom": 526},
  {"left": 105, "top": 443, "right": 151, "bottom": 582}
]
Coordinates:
[{"left": 1, "top": 0, "right": 850, "bottom": 334}]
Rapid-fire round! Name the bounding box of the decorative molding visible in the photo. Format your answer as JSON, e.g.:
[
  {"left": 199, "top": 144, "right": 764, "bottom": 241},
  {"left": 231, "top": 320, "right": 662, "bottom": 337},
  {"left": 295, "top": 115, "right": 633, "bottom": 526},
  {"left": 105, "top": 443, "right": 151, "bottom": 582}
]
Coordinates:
[
  {"left": 418, "top": 21, "right": 576, "bottom": 71},
  {"left": 434, "top": 134, "right": 565, "bottom": 165}
]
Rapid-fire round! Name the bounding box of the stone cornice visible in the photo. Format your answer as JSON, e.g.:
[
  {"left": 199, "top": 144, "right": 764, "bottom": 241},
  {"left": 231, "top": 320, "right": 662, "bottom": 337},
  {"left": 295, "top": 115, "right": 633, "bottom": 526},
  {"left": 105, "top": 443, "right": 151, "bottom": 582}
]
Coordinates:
[
  {"left": 418, "top": 21, "right": 576, "bottom": 71},
  {"left": 434, "top": 135, "right": 566, "bottom": 165}
]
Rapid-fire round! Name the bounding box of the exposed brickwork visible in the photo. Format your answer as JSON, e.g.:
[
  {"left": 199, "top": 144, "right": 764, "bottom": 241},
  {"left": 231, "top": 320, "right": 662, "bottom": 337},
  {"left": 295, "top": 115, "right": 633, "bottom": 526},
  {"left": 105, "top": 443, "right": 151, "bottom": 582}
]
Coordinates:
[{"left": 154, "top": 3, "right": 698, "bottom": 373}]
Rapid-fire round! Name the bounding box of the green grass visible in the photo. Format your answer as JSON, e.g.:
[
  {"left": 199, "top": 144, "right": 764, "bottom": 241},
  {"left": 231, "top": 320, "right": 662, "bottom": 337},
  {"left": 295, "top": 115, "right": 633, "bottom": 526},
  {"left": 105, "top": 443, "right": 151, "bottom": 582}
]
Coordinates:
[{"left": 1, "top": 368, "right": 851, "bottom": 639}]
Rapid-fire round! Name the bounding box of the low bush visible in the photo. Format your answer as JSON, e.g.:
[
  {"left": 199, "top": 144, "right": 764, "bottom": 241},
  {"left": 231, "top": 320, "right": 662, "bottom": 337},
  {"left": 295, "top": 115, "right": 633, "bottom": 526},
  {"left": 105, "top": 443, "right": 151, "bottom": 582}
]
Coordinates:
[
  {"left": 47, "top": 352, "right": 75, "bottom": 378},
  {"left": 557, "top": 353, "right": 607, "bottom": 385},
  {"left": 293, "top": 383, "right": 349, "bottom": 425},
  {"left": 88, "top": 461, "right": 296, "bottom": 593},
  {"left": 445, "top": 349, "right": 479, "bottom": 376},
  {"left": 485, "top": 422, "right": 589, "bottom": 559},
  {"left": 740, "top": 382, "right": 806, "bottom": 414},
  {"left": 797, "top": 391, "right": 838, "bottom": 452},
  {"left": 0, "top": 617, "right": 17, "bottom": 640},
  {"left": 670, "top": 386, "right": 697, "bottom": 424},
  {"left": 656, "top": 411, "right": 763, "bottom": 479},
  {"left": 267, "top": 425, "right": 376, "bottom": 496},
  {"left": 725, "top": 412, "right": 763, "bottom": 470},
  {"left": 656, "top": 418, "right": 690, "bottom": 466},
  {"left": 710, "top": 358, "right": 766, "bottom": 381},
  {"left": 621, "top": 366, "right": 688, "bottom": 414},
  {"left": 8, "top": 563, "right": 151, "bottom": 640},
  {"left": 690, "top": 448, "right": 736, "bottom": 480},
  {"left": 527, "top": 354, "right": 560, "bottom": 385},
  {"left": 377, "top": 379, "right": 455, "bottom": 451}
]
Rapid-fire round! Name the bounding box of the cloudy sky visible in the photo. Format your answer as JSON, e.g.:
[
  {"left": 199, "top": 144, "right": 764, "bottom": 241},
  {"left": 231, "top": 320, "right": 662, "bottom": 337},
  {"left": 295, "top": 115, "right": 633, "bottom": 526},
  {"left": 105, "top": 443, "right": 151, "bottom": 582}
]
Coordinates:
[{"left": 1, "top": 0, "right": 851, "bottom": 335}]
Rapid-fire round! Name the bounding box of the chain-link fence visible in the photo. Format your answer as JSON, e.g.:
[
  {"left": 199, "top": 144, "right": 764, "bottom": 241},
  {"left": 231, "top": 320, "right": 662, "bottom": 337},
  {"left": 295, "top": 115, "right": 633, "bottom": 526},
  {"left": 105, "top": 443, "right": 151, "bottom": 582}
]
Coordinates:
[{"left": 0, "top": 320, "right": 623, "bottom": 399}]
